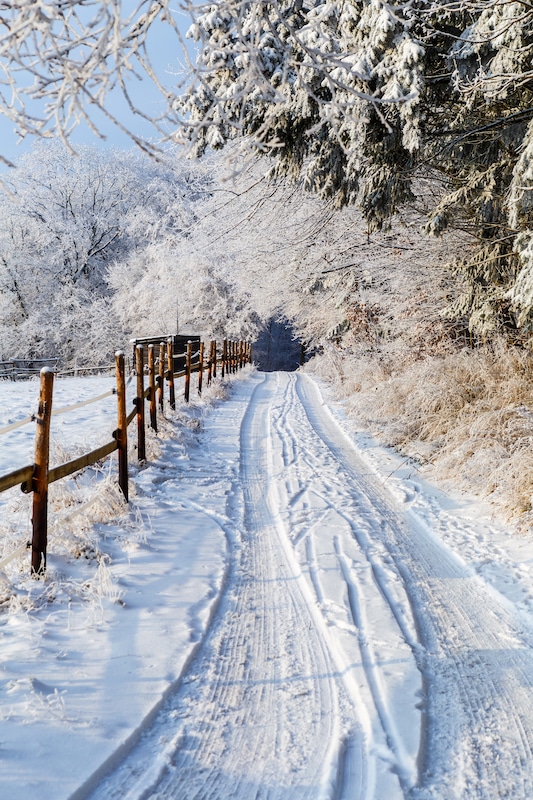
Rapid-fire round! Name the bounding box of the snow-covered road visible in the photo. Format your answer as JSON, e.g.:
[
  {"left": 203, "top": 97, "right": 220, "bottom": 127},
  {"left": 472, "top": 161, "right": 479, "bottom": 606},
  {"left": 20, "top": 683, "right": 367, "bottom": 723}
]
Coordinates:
[{"left": 83, "top": 371, "right": 533, "bottom": 800}]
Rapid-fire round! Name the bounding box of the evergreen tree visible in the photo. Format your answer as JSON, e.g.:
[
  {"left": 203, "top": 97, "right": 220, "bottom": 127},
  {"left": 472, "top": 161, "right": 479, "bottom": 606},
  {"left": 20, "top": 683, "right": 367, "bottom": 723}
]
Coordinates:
[{"left": 180, "top": 0, "right": 533, "bottom": 335}]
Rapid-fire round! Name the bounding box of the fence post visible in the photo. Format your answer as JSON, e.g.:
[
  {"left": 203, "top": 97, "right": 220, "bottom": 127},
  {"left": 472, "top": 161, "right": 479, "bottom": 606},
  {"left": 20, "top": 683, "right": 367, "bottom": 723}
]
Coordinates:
[
  {"left": 115, "top": 351, "right": 129, "bottom": 502},
  {"left": 249, "top": 341, "right": 253, "bottom": 364},
  {"left": 158, "top": 341, "right": 165, "bottom": 413},
  {"left": 198, "top": 341, "right": 204, "bottom": 395},
  {"left": 222, "top": 339, "right": 227, "bottom": 378},
  {"left": 148, "top": 344, "right": 157, "bottom": 432},
  {"left": 239, "top": 340, "right": 244, "bottom": 369},
  {"left": 135, "top": 345, "right": 146, "bottom": 462},
  {"left": 185, "top": 340, "right": 192, "bottom": 403},
  {"left": 167, "top": 337, "right": 175, "bottom": 411},
  {"left": 207, "top": 340, "right": 213, "bottom": 386},
  {"left": 31, "top": 367, "right": 54, "bottom": 576},
  {"left": 212, "top": 339, "right": 217, "bottom": 380}
]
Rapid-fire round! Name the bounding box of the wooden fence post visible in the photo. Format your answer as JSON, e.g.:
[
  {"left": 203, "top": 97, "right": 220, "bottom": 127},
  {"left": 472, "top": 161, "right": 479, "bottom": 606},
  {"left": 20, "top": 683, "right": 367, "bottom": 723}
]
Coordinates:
[
  {"left": 239, "top": 340, "right": 244, "bottom": 369},
  {"left": 222, "top": 339, "right": 227, "bottom": 378},
  {"left": 167, "top": 337, "right": 175, "bottom": 411},
  {"left": 31, "top": 367, "right": 54, "bottom": 576},
  {"left": 249, "top": 341, "right": 253, "bottom": 364},
  {"left": 158, "top": 341, "right": 165, "bottom": 413},
  {"left": 148, "top": 344, "right": 157, "bottom": 432},
  {"left": 115, "top": 351, "right": 129, "bottom": 502},
  {"left": 135, "top": 345, "right": 146, "bottom": 462},
  {"left": 198, "top": 341, "right": 204, "bottom": 395},
  {"left": 207, "top": 340, "right": 213, "bottom": 385},
  {"left": 185, "top": 340, "right": 192, "bottom": 403},
  {"left": 212, "top": 339, "right": 217, "bottom": 379}
]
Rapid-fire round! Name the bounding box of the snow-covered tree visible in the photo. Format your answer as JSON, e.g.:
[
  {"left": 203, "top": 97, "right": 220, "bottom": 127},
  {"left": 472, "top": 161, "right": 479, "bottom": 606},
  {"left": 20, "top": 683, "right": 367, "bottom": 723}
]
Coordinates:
[
  {"left": 179, "top": 156, "right": 465, "bottom": 361},
  {"left": 180, "top": 0, "right": 533, "bottom": 336},
  {"left": 0, "top": 141, "right": 210, "bottom": 364},
  {"left": 180, "top": 0, "right": 424, "bottom": 216},
  {"left": 108, "top": 237, "right": 259, "bottom": 343},
  {"left": 3, "top": 1, "right": 532, "bottom": 340}
]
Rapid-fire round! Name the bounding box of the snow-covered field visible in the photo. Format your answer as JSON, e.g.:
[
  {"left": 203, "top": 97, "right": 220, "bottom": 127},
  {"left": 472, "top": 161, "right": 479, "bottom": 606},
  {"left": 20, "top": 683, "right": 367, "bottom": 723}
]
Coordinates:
[{"left": 2, "top": 369, "right": 533, "bottom": 798}]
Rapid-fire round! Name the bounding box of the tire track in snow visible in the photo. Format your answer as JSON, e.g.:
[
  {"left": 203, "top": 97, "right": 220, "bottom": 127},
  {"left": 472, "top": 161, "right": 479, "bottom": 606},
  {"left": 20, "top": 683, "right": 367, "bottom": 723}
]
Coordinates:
[
  {"left": 269, "top": 373, "right": 420, "bottom": 796},
  {"left": 295, "top": 372, "right": 533, "bottom": 799},
  {"left": 87, "top": 373, "right": 366, "bottom": 800}
]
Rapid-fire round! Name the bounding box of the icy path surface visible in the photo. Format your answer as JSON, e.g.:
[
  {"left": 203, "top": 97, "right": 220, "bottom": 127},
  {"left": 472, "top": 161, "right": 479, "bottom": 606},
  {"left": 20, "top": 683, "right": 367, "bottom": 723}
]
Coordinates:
[{"left": 88, "top": 371, "right": 533, "bottom": 800}]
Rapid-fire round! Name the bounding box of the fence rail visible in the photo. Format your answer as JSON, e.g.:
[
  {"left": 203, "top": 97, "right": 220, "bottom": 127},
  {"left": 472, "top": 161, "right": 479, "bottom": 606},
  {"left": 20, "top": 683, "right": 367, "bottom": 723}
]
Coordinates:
[
  {"left": 0, "top": 337, "right": 252, "bottom": 576},
  {"left": 0, "top": 359, "right": 117, "bottom": 380},
  {"left": 0, "top": 358, "right": 59, "bottom": 380}
]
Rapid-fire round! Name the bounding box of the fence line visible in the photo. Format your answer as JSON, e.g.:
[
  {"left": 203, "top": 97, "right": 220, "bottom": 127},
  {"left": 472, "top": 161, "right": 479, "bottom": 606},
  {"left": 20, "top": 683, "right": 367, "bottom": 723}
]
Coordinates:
[
  {"left": 0, "top": 337, "right": 252, "bottom": 576},
  {"left": 52, "top": 389, "right": 115, "bottom": 416},
  {"left": 0, "top": 388, "right": 115, "bottom": 438},
  {"left": 0, "top": 415, "right": 35, "bottom": 437},
  {"left": 0, "top": 360, "right": 115, "bottom": 381},
  {"left": 56, "top": 364, "right": 115, "bottom": 377},
  {"left": 0, "top": 358, "right": 59, "bottom": 381}
]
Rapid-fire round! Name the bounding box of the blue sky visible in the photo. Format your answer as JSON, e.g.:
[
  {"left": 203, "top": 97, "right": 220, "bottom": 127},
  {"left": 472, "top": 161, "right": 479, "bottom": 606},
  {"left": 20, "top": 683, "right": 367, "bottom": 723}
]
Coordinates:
[{"left": 0, "top": 14, "right": 191, "bottom": 167}]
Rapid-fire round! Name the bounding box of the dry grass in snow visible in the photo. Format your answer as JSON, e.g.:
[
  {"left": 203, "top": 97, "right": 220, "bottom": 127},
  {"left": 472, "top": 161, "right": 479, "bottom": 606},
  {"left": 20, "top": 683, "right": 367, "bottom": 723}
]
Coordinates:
[{"left": 310, "top": 340, "right": 533, "bottom": 532}]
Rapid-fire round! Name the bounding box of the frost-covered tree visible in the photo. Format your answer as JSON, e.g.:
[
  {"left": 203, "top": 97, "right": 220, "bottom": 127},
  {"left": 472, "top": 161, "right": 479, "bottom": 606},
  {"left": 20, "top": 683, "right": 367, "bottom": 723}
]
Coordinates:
[
  {"left": 0, "top": 141, "right": 467, "bottom": 368},
  {"left": 179, "top": 0, "right": 533, "bottom": 336},
  {"left": 0, "top": 141, "right": 210, "bottom": 364},
  {"left": 180, "top": 156, "right": 465, "bottom": 361},
  {"left": 4, "top": 1, "right": 532, "bottom": 338},
  {"left": 108, "top": 237, "right": 259, "bottom": 343},
  {"left": 181, "top": 0, "right": 424, "bottom": 217}
]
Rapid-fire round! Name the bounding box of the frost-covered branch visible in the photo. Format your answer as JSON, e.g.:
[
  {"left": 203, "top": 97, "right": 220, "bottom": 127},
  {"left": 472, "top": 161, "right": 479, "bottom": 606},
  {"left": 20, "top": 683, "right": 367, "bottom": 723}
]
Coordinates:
[{"left": 0, "top": 1, "right": 181, "bottom": 164}]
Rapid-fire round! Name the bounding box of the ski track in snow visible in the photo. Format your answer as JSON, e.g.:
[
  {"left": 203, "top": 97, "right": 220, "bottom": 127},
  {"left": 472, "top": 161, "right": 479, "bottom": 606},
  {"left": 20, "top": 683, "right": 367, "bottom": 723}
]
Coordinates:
[{"left": 85, "top": 372, "right": 533, "bottom": 800}]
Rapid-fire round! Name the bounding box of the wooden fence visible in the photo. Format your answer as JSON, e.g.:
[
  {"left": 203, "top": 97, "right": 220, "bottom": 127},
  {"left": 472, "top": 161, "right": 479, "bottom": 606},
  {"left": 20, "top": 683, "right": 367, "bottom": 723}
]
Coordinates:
[
  {"left": 0, "top": 358, "right": 59, "bottom": 380},
  {"left": 0, "top": 337, "right": 252, "bottom": 576}
]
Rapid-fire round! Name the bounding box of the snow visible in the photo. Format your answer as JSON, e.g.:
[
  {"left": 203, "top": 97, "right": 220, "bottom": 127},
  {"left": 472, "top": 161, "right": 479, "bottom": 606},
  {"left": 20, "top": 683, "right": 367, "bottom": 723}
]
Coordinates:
[{"left": 2, "top": 368, "right": 533, "bottom": 798}]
